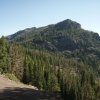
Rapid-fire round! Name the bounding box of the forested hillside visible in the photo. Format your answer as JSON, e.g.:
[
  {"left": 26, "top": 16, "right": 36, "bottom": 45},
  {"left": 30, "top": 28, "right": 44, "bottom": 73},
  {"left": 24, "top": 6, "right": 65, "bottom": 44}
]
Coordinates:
[{"left": 1, "top": 19, "right": 100, "bottom": 100}]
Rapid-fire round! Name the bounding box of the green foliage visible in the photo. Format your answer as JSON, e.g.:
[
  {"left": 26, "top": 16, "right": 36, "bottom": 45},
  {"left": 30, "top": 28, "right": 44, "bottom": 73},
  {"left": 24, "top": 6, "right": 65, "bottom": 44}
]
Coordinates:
[
  {"left": 0, "top": 37, "right": 100, "bottom": 100},
  {"left": 0, "top": 37, "right": 8, "bottom": 73},
  {"left": 1, "top": 19, "right": 100, "bottom": 100}
]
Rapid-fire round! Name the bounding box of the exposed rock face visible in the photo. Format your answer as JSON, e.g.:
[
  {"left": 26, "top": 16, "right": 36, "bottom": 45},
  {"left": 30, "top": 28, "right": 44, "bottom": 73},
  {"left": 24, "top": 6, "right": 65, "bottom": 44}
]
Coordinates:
[{"left": 54, "top": 19, "right": 81, "bottom": 30}]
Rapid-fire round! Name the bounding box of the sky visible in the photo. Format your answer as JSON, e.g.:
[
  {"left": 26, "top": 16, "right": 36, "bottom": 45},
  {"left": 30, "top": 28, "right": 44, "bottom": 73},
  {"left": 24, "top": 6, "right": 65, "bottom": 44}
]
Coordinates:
[{"left": 0, "top": 0, "right": 100, "bottom": 37}]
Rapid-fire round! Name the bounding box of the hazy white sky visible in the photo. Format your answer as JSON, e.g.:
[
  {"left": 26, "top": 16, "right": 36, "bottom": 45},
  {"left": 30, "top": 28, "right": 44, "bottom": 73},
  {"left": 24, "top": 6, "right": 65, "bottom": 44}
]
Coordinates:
[{"left": 0, "top": 0, "right": 100, "bottom": 37}]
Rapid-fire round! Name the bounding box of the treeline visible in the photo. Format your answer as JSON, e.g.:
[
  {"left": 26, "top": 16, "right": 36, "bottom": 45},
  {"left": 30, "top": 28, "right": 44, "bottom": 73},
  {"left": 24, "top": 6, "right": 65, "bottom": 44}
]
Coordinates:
[{"left": 0, "top": 37, "right": 100, "bottom": 100}]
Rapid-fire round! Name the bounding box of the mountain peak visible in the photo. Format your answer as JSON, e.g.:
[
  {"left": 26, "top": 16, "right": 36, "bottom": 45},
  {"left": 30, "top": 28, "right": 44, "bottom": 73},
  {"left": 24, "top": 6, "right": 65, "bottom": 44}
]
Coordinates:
[{"left": 54, "top": 19, "right": 81, "bottom": 30}]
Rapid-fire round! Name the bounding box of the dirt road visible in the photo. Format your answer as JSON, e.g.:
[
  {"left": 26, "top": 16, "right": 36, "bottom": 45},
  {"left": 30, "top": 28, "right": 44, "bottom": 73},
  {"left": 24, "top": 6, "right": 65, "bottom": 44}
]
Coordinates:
[{"left": 0, "top": 75, "right": 62, "bottom": 100}]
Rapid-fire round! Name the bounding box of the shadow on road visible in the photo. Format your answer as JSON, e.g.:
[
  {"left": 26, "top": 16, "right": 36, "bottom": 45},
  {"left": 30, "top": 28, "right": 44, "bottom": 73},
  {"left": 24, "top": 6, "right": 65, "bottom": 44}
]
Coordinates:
[{"left": 0, "top": 87, "right": 62, "bottom": 100}]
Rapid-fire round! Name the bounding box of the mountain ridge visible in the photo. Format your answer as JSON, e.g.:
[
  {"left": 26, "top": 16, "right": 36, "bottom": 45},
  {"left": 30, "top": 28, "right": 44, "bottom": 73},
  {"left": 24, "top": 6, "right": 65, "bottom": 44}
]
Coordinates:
[
  {"left": 7, "top": 19, "right": 100, "bottom": 52},
  {"left": 7, "top": 19, "right": 82, "bottom": 40}
]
